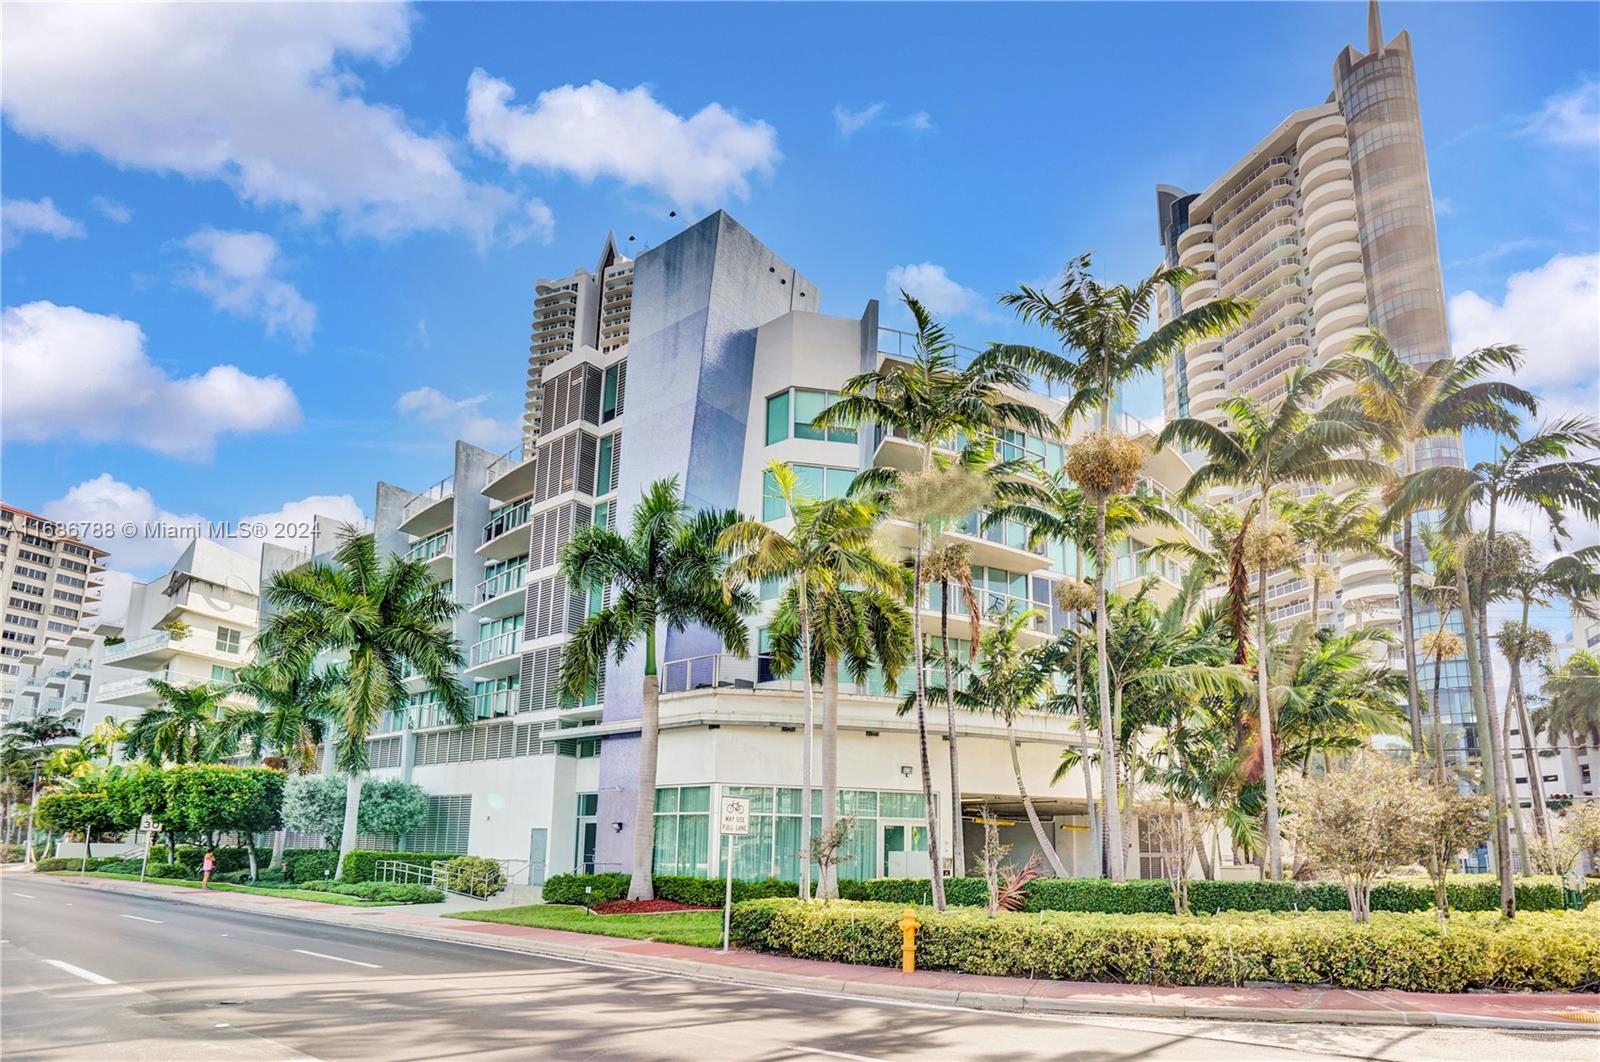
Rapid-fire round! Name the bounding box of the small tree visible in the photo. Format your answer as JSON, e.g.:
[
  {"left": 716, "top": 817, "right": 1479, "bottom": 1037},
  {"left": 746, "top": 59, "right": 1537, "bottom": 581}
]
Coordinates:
[
  {"left": 105, "top": 765, "right": 180, "bottom": 860},
  {"left": 163, "top": 765, "right": 285, "bottom": 880},
  {"left": 282, "top": 775, "right": 346, "bottom": 847},
  {"left": 1530, "top": 801, "right": 1600, "bottom": 880},
  {"left": 281, "top": 774, "right": 428, "bottom": 850},
  {"left": 1140, "top": 799, "right": 1195, "bottom": 916},
  {"left": 1284, "top": 752, "right": 1428, "bottom": 923},
  {"left": 808, "top": 813, "right": 856, "bottom": 904},
  {"left": 973, "top": 806, "right": 1010, "bottom": 915},
  {"left": 357, "top": 778, "right": 429, "bottom": 840},
  {"left": 1414, "top": 781, "right": 1491, "bottom": 933},
  {"left": 35, "top": 791, "right": 129, "bottom": 858}
]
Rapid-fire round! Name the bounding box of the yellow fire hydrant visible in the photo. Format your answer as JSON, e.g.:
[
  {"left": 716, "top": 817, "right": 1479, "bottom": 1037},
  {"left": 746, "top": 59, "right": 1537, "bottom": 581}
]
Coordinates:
[{"left": 898, "top": 907, "right": 921, "bottom": 974}]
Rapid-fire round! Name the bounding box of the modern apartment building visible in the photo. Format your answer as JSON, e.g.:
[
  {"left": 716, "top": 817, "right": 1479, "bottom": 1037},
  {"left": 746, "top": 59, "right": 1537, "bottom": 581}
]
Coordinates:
[
  {"left": 522, "top": 237, "right": 634, "bottom": 453},
  {"left": 1152, "top": 3, "right": 1474, "bottom": 737},
  {"left": 344, "top": 211, "right": 1222, "bottom": 884},
  {"left": 0, "top": 503, "right": 108, "bottom": 721}
]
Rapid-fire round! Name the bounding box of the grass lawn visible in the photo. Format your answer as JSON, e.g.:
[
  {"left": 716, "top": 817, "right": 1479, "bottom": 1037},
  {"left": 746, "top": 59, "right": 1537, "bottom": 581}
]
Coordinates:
[
  {"left": 447, "top": 903, "right": 724, "bottom": 947},
  {"left": 47, "top": 870, "right": 391, "bottom": 907}
]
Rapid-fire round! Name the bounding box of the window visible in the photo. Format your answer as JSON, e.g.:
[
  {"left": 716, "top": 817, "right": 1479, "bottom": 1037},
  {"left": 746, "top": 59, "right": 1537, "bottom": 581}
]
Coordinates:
[
  {"left": 652, "top": 786, "right": 711, "bottom": 876},
  {"left": 761, "top": 464, "right": 855, "bottom": 521},
  {"left": 765, "top": 388, "right": 856, "bottom": 445},
  {"left": 594, "top": 434, "right": 616, "bottom": 496},
  {"left": 472, "top": 676, "right": 518, "bottom": 718},
  {"left": 211, "top": 665, "right": 237, "bottom": 684},
  {"left": 407, "top": 794, "right": 472, "bottom": 854},
  {"left": 215, "top": 626, "right": 242, "bottom": 654},
  {"left": 601, "top": 362, "right": 625, "bottom": 422}
]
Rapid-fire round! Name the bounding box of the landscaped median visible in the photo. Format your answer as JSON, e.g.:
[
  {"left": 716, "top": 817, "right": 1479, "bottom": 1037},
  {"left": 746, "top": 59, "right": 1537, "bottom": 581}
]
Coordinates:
[
  {"left": 730, "top": 899, "right": 1600, "bottom": 993},
  {"left": 44, "top": 870, "right": 444, "bottom": 906}
]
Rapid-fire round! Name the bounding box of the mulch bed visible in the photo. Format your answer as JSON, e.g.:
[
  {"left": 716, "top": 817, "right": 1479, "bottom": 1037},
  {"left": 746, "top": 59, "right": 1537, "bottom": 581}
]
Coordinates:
[{"left": 592, "top": 898, "right": 718, "bottom": 915}]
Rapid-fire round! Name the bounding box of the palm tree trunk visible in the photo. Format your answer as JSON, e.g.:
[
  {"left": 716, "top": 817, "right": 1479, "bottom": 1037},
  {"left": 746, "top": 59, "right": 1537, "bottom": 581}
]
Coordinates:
[
  {"left": 336, "top": 771, "right": 362, "bottom": 881},
  {"left": 1512, "top": 595, "right": 1552, "bottom": 848},
  {"left": 820, "top": 653, "right": 840, "bottom": 900},
  {"left": 1073, "top": 555, "right": 1102, "bottom": 877},
  {"left": 271, "top": 827, "right": 287, "bottom": 870},
  {"left": 1400, "top": 510, "right": 1426, "bottom": 759},
  {"left": 1007, "top": 719, "right": 1067, "bottom": 876},
  {"left": 796, "top": 578, "right": 816, "bottom": 902},
  {"left": 1500, "top": 684, "right": 1530, "bottom": 875},
  {"left": 1094, "top": 501, "right": 1124, "bottom": 882},
  {"left": 1432, "top": 659, "right": 1447, "bottom": 787},
  {"left": 1257, "top": 560, "right": 1283, "bottom": 881},
  {"left": 911, "top": 521, "right": 946, "bottom": 909},
  {"left": 629, "top": 663, "right": 660, "bottom": 902},
  {"left": 1457, "top": 567, "right": 1514, "bottom": 917},
  {"left": 939, "top": 587, "right": 964, "bottom": 878}
]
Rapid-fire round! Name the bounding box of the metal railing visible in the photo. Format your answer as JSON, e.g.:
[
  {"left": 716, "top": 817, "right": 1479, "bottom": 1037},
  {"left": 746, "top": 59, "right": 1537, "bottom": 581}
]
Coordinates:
[
  {"left": 469, "top": 630, "right": 521, "bottom": 667},
  {"left": 482, "top": 499, "right": 532, "bottom": 544},
  {"left": 484, "top": 445, "right": 531, "bottom": 484},
  {"left": 475, "top": 564, "right": 528, "bottom": 604},
  {"left": 374, "top": 857, "right": 530, "bottom": 899},
  {"left": 97, "top": 669, "right": 180, "bottom": 699},
  {"left": 104, "top": 631, "right": 175, "bottom": 662},
  {"left": 402, "top": 476, "right": 454, "bottom": 523},
  {"left": 405, "top": 531, "right": 453, "bottom": 563}
]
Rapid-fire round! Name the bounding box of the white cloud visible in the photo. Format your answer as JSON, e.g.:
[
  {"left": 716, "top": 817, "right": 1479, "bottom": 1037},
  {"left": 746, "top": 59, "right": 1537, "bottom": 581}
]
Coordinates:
[
  {"left": 43, "top": 474, "right": 367, "bottom": 612},
  {"left": 885, "top": 262, "right": 983, "bottom": 317},
  {"left": 1, "top": 301, "right": 301, "bottom": 459},
  {"left": 834, "top": 102, "right": 886, "bottom": 136},
  {"left": 1, "top": 3, "right": 514, "bottom": 242},
  {"left": 90, "top": 196, "right": 131, "bottom": 224},
  {"left": 466, "top": 71, "right": 779, "bottom": 208},
  {"left": 179, "top": 228, "right": 317, "bottom": 344},
  {"left": 396, "top": 386, "right": 516, "bottom": 449},
  {"left": 1, "top": 197, "right": 85, "bottom": 250},
  {"left": 1521, "top": 77, "right": 1600, "bottom": 147},
  {"left": 512, "top": 197, "right": 555, "bottom": 246},
  {"left": 901, "top": 111, "right": 934, "bottom": 133}
]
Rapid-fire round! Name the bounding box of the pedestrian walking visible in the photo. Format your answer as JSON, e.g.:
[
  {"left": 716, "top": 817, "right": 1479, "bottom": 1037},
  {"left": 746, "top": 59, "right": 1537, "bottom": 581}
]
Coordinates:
[{"left": 202, "top": 849, "right": 216, "bottom": 889}]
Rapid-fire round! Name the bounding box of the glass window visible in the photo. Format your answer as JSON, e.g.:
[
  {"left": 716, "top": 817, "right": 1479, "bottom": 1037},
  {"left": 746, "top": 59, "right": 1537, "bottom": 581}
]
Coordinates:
[
  {"left": 762, "top": 470, "right": 785, "bottom": 521},
  {"left": 793, "top": 389, "right": 828, "bottom": 441},
  {"left": 215, "top": 626, "right": 241, "bottom": 654},
  {"left": 823, "top": 467, "right": 854, "bottom": 499},
  {"left": 602, "top": 363, "right": 621, "bottom": 422},
  {"left": 655, "top": 788, "right": 679, "bottom": 813},
  {"left": 593, "top": 501, "right": 611, "bottom": 530},
  {"left": 793, "top": 463, "right": 825, "bottom": 500},
  {"left": 595, "top": 435, "right": 614, "bottom": 495},
  {"left": 210, "top": 665, "right": 236, "bottom": 684},
  {"left": 765, "top": 391, "right": 791, "bottom": 445},
  {"left": 680, "top": 786, "right": 710, "bottom": 813}
]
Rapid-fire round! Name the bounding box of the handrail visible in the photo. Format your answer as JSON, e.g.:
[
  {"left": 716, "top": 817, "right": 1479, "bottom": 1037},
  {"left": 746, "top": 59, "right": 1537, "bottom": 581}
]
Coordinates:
[
  {"left": 405, "top": 530, "right": 453, "bottom": 563},
  {"left": 104, "top": 630, "right": 175, "bottom": 662},
  {"left": 402, "top": 476, "right": 455, "bottom": 523},
  {"left": 469, "top": 630, "right": 521, "bottom": 666},
  {"left": 1213, "top": 155, "right": 1293, "bottom": 218}
]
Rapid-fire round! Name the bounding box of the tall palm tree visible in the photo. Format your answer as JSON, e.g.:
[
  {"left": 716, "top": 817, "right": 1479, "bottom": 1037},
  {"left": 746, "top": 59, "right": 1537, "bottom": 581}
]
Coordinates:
[
  {"left": 922, "top": 542, "right": 979, "bottom": 879},
  {"left": 768, "top": 584, "right": 911, "bottom": 896},
  {"left": 258, "top": 530, "right": 470, "bottom": 880},
  {"left": 1534, "top": 651, "right": 1600, "bottom": 809},
  {"left": 2, "top": 711, "right": 79, "bottom": 863},
  {"left": 813, "top": 294, "right": 1054, "bottom": 908},
  {"left": 995, "top": 255, "right": 1249, "bottom": 881},
  {"left": 1418, "top": 628, "right": 1464, "bottom": 784},
  {"left": 1278, "top": 489, "right": 1385, "bottom": 638},
  {"left": 1157, "top": 366, "right": 1386, "bottom": 878},
  {"left": 1331, "top": 332, "right": 1535, "bottom": 757},
  {"left": 561, "top": 477, "right": 753, "bottom": 901},
  {"left": 121, "top": 680, "right": 228, "bottom": 766},
  {"left": 720, "top": 472, "right": 902, "bottom": 900}
]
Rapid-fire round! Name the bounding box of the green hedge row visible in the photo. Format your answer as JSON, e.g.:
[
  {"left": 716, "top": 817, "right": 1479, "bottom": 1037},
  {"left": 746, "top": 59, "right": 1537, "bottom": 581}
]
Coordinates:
[
  {"left": 281, "top": 849, "right": 338, "bottom": 883},
  {"left": 860, "top": 874, "right": 1596, "bottom": 914},
  {"left": 541, "top": 872, "right": 869, "bottom": 906},
  {"left": 731, "top": 899, "right": 1600, "bottom": 992},
  {"left": 297, "top": 880, "right": 445, "bottom": 903},
  {"left": 338, "top": 850, "right": 462, "bottom": 884}
]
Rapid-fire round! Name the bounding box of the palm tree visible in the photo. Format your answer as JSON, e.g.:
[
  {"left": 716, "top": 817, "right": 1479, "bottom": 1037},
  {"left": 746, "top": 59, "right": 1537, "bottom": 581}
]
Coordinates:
[
  {"left": 920, "top": 542, "right": 979, "bottom": 879},
  {"left": 214, "top": 660, "right": 337, "bottom": 869},
  {"left": 2, "top": 711, "right": 78, "bottom": 862},
  {"left": 1157, "top": 367, "right": 1387, "bottom": 878},
  {"left": 1332, "top": 332, "right": 1536, "bottom": 758},
  {"left": 720, "top": 471, "right": 902, "bottom": 900},
  {"left": 122, "top": 680, "right": 228, "bottom": 766},
  {"left": 258, "top": 530, "right": 470, "bottom": 880},
  {"left": 768, "top": 584, "right": 911, "bottom": 896},
  {"left": 1534, "top": 651, "right": 1600, "bottom": 810},
  {"left": 813, "top": 294, "right": 1054, "bottom": 908},
  {"left": 561, "top": 477, "right": 753, "bottom": 901},
  {"left": 1418, "top": 628, "right": 1464, "bottom": 784},
  {"left": 1278, "top": 489, "right": 1384, "bottom": 637},
  {"left": 995, "top": 255, "right": 1250, "bottom": 881}
]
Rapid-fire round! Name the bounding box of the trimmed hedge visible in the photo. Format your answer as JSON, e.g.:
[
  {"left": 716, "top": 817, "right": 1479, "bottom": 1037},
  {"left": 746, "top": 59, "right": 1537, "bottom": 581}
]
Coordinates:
[
  {"left": 172, "top": 845, "right": 270, "bottom": 874},
  {"left": 281, "top": 849, "right": 338, "bottom": 883},
  {"left": 339, "top": 850, "right": 461, "bottom": 885},
  {"left": 298, "top": 880, "right": 445, "bottom": 903},
  {"left": 33, "top": 857, "right": 101, "bottom": 873},
  {"left": 731, "top": 899, "right": 1600, "bottom": 992},
  {"left": 861, "top": 874, "right": 1597, "bottom": 914},
  {"left": 542, "top": 872, "right": 868, "bottom": 907}
]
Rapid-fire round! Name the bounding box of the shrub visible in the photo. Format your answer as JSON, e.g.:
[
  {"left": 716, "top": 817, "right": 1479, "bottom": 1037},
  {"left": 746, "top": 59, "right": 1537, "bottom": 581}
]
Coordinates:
[
  {"left": 296, "top": 880, "right": 332, "bottom": 891},
  {"left": 173, "top": 846, "right": 271, "bottom": 874},
  {"left": 338, "top": 850, "right": 460, "bottom": 884},
  {"left": 34, "top": 857, "right": 102, "bottom": 873},
  {"left": 445, "top": 856, "right": 506, "bottom": 898},
  {"left": 327, "top": 881, "right": 445, "bottom": 903},
  {"left": 148, "top": 862, "right": 194, "bottom": 880},
  {"left": 542, "top": 873, "right": 858, "bottom": 907},
  {"left": 543, "top": 872, "right": 629, "bottom": 905},
  {"left": 0, "top": 844, "right": 28, "bottom": 864},
  {"left": 730, "top": 899, "right": 1600, "bottom": 992},
  {"left": 96, "top": 858, "right": 145, "bottom": 875},
  {"left": 281, "top": 849, "right": 338, "bottom": 883}
]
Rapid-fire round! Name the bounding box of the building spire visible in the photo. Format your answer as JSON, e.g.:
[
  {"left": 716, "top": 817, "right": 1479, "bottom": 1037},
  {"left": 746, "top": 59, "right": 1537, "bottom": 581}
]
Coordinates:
[{"left": 1367, "top": 0, "right": 1385, "bottom": 55}]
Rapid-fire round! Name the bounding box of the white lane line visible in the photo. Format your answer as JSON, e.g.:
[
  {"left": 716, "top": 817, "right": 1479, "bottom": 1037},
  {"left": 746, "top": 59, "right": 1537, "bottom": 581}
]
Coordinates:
[
  {"left": 43, "top": 959, "right": 116, "bottom": 985},
  {"left": 11, "top": 892, "right": 37, "bottom": 899},
  {"left": 120, "top": 914, "right": 164, "bottom": 924},
  {"left": 293, "top": 948, "right": 381, "bottom": 969},
  {"left": 787, "top": 1049, "right": 891, "bottom": 1062}
]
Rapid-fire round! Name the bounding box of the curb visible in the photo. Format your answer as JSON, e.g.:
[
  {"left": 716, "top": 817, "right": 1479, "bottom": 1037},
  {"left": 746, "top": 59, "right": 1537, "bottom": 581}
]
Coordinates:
[{"left": 40, "top": 875, "right": 1599, "bottom": 1032}]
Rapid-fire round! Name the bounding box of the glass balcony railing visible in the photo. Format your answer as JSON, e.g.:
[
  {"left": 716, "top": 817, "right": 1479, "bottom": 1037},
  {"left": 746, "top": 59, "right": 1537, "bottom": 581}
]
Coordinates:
[
  {"left": 476, "top": 564, "right": 529, "bottom": 604},
  {"left": 104, "top": 631, "right": 175, "bottom": 662},
  {"left": 405, "top": 531, "right": 453, "bottom": 564},
  {"left": 469, "top": 630, "right": 522, "bottom": 667}
]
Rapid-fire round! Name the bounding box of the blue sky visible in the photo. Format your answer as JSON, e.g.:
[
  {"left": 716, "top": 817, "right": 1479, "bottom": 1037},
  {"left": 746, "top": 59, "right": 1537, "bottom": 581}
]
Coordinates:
[{"left": 2, "top": 1, "right": 1596, "bottom": 629}]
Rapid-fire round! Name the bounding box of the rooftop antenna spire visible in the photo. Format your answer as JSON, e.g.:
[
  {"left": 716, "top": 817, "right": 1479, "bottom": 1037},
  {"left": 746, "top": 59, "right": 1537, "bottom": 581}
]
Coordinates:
[{"left": 1367, "top": 0, "right": 1385, "bottom": 56}]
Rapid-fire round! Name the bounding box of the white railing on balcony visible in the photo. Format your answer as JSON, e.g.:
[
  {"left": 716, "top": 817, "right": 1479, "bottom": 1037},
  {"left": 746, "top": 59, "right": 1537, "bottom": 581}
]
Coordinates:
[
  {"left": 97, "top": 669, "right": 181, "bottom": 699},
  {"left": 877, "top": 326, "right": 984, "bottom": 363},
  {"left": 469, "top": 630, "right": 522, "bottom": 667},
  {"left": 402, "top": 476, "right": 454, "bottom": 523},
  {"left": 483, "top": 498, "right": 532, "bottom": 545},
  {"left": 922, "top": 585, "right": 1051, "bottom": 634},
  {"left": 104, "top": 631, "right": 175, "bottom": 663},
  {"left": 472, "top": 688, "right": 518, "bottom": 718},
  {"left": 405, "top": 531, "right": 453, "bottom": 564},
  {"left": 476, "top": 564, "right": 528, "bottom": 605},
  {"left": 484, "top": 445, "right": 531, "bottom": 484}
]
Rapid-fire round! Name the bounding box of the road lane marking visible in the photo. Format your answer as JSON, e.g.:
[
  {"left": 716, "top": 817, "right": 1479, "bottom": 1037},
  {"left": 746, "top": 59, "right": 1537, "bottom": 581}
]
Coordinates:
[
  {"left": 293, "top": 948, "right": 381, "bottom": 969},
  {"left": 120, "top": 914, "right": 164, "bottom": 924},
  {"left": 788, "top": 1049, "right": 891, "bottom": 1062},
  {"left": 43, "top": 959, "right": 116, "bottom": 985},
  {"left": 11, "top": 892, "right": 36, "bottom": 899}
]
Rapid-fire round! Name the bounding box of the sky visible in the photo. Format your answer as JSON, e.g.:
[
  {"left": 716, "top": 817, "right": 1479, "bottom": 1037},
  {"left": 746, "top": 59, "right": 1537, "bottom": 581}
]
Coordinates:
[{"left": 1, "top": 1, "right": 1597, "bottom": 646}]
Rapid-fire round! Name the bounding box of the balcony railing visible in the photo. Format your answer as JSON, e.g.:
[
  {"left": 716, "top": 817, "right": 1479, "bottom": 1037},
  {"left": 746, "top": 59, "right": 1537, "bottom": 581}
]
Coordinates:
[
  {"left": 469, "top": 630, "right": 522, "bottom": 667},
  {"left": 401, "top": 476, "right": 454, "bottom": 523},
  {"left": 483, "top": 499, "right": 532, "bottom": 544},
  {"left": 98, "top": 669, "right": 182, "bottom": 699},
  {"left": 405, "top": 531, "right": 453, "bottom": 564},
  {"left": 476, "top": 564, "right": 529, "bottom": 604},
  {"left": 471, "top": 688, "right": 518, "bottom": 718},
  {"left": 104, "top": 631, "right": 175, "bottom": 662},
  {"left": 484, "top": 445, "right": 531, "bottom": 484}
]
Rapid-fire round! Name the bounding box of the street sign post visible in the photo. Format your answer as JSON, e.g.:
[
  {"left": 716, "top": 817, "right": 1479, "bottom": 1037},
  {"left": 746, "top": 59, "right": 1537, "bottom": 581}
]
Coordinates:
[
  {"left": 719, "top": 796, "right": 750, "bottom": 953},
  {"left": 139, "top": 815, "right": 161, "bottom": 883}
]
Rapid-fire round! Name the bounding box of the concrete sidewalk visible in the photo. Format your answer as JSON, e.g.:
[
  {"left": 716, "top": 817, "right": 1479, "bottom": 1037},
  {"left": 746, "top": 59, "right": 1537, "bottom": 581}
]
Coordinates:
[{"left": 37, "top": 872, "right": 1600, "bottom": 1032}]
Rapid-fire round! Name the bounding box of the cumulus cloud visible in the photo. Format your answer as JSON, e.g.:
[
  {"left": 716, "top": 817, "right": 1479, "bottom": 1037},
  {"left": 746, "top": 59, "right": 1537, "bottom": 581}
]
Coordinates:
[
  {"left": 1, "top": 197, "right": 85, "bottom": 250},
  {"left": 885, "top": 262, "right": 983, "bottom": 316},
  {"left": 179, "top": 228, "right": 317, "bottom": 344},
  {"left": 90, "top": 196, "right": 131, "bottom": 223},
  {"left": 43, "top": 474, "right": 367, "bottom": 612},
  {"left": 1521, "top": 77, "right": 1600, "bottom": 148},
  {"left": 834, "top": 103, "right": 933, "bottom": 137},
  {"left": 396, "top": 386, "right": 517, "bottom": 449},
  {"left": 1448, "top": 252, "right": 1599, "bottom": 423},
  {"left": 466, "top": 71, "right": 779, "bottom": 208},
  {"left": 1, "top": 3, "right": 514, "bottom": 242},
  {"left": 1, "top": 301, "right": 301, "bottom": 459},
  {"left": 512, "top": 197, "right": 556, "bottom": 246}
]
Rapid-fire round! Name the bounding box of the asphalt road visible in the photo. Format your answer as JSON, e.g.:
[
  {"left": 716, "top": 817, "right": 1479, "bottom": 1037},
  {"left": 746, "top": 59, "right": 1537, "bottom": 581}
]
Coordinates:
[{"left": 1, "top": 874, "right": 1595, "bottom": 1062}]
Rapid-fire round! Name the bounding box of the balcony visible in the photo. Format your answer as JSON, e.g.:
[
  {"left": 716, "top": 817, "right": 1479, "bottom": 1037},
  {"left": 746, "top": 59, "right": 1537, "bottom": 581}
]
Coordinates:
[
  {"left": 483, "top": 446, "right": 537, "bottom": 503},
  {"left": 399, "top": 476, "right": 454, "bottom": 537},
  {"left": 98, "top": 668, "right": 182, "bottom": 705},
  {"left": 472, "top": 564, "right": 529, "bottom": 618},
  {"left": 468, "top": 630, "right": 522, "bottom": 675},
  {"left": 471, "top": 687, "right": 518, "bottom": 719},
  {"left": 478, "top": 498, "right": 533, "bottom": 561},
  {"left": 104, "top": 630, "right": 179, "bottom": 665},
  {"left": 404, "top": 531, "right": 453, "bottom": 571}
]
